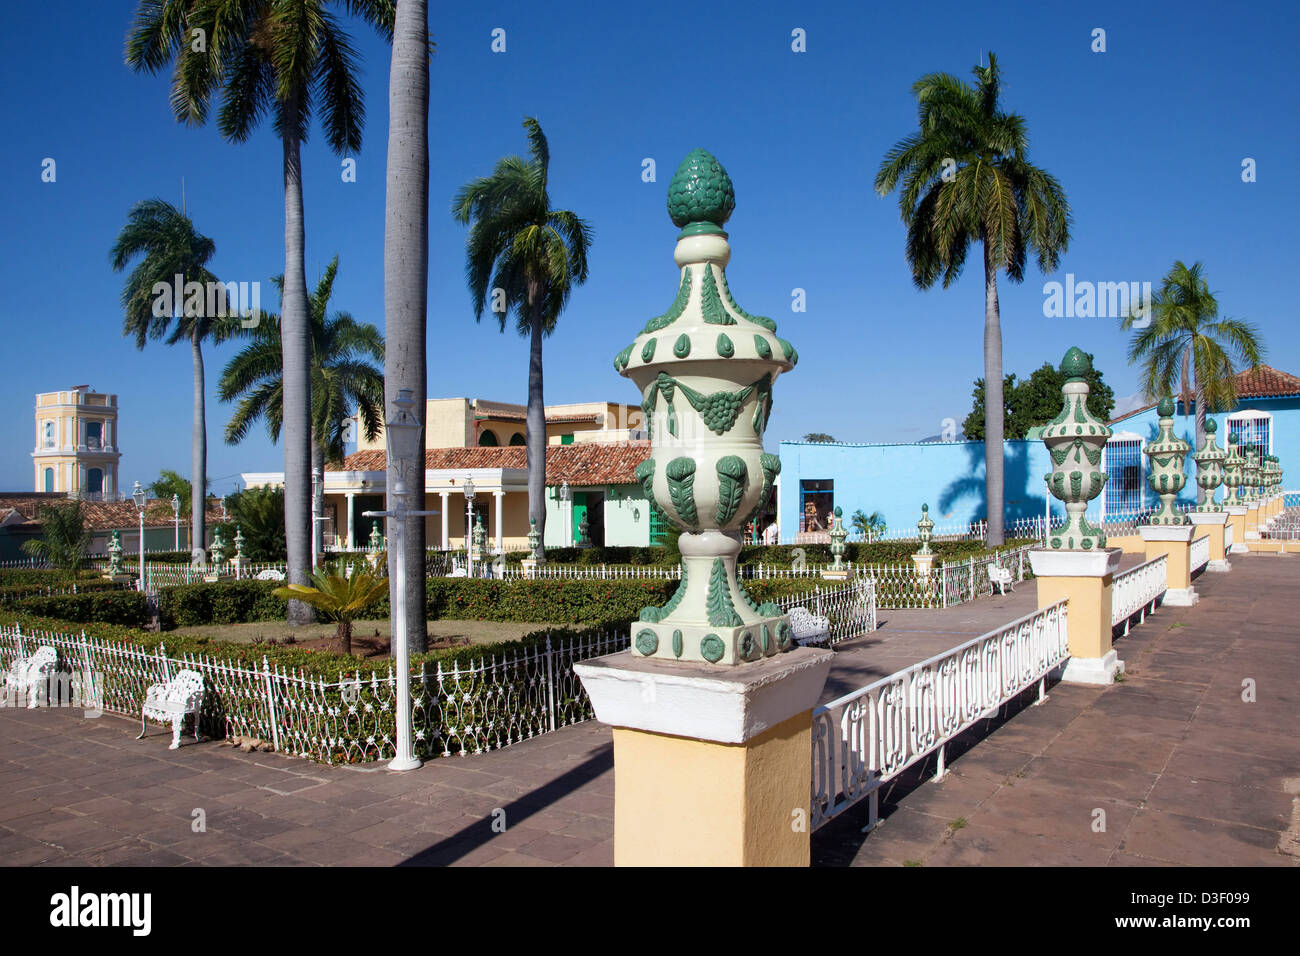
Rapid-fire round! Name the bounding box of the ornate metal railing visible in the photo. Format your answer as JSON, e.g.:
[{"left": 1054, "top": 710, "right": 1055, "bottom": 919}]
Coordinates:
[
  {"left": 1190, "top": 535, "right": 1210, "bottom": 573},
  {"left": 1110, "top": 554, "right": 1166, "bottom": 632},
  {"left": 810, "top": 600, "right": 1069, "bottom": 832}
]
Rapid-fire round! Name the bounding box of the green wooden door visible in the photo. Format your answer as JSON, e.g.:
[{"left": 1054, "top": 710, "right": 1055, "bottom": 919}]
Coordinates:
[{"left": 572, "top": 491, "right": 587, "bottom": 544}]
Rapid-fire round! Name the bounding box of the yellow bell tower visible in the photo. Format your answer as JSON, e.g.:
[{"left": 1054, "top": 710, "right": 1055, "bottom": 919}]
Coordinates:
[{"left": 32, "top": 386, "right": 121, "bottom": 499}]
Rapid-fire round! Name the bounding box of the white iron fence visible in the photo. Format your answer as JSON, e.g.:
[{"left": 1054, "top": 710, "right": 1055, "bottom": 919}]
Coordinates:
[
  {"left": 862, "top": 545, "right": 1036, "bottom": 610},
  {"left": 810, "top": 600, "right": 1069, "bottom": 832},
  {"left": 1110, "top": 554, "right": 1167, "bottom": 633},
  {"left": 1190, "top": 535, "right": 1210, "bottom": 574}
]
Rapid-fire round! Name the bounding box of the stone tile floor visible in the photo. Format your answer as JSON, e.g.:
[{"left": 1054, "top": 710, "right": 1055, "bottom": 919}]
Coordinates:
[{"left": 1, "top": 553, "right": 1295, "bottom": 866}]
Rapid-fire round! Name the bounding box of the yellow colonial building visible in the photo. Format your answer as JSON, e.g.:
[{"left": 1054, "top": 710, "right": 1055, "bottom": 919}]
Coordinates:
[
  {"left": 31, "top": 387, "right": 121, "bottom": 499},
  {"left": 242, "top": 397, "right": 659, "bottom": 553}
]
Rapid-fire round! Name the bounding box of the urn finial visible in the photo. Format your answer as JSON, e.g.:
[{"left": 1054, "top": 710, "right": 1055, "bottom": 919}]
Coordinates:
[{"left": 1039, "top": 347, "right": 1110, "bottom": 549}]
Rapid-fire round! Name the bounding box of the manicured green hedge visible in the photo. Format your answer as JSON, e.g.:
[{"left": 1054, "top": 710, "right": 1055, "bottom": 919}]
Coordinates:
[
  {"left": 0, "top": 568, "right": 104, "bottom": 586},
  {"left": 159, "top": 580, "right": 289, "bottom": 628},
  {"left": 13, "top": 590, "right": 151, "bottom": 627}
]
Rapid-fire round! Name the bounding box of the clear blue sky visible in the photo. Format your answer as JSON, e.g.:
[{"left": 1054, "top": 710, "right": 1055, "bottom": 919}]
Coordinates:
[{"left": 2, "top": 0, "right": 1297, "bottom": 496}]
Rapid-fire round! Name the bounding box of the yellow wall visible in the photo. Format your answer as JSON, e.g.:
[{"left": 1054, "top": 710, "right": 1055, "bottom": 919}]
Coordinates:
[{"left": 32, "top": 389, "right": 119, "bottom": 495}]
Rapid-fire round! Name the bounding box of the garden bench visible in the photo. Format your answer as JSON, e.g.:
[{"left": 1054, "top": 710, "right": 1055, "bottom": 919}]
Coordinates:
[
  {"left": 137, "top": 669, "right": 204, "bottom": 749},
  {"left": 5, "top": 645, "right": 57, "bottom": 708},
  {"left": 788, "top": 606, "right": 831, "bottom": 646},
  {"left": 255, "top": 568, "right": 286, "bottom": 581},
  {"left": 988, "top": 564, "right": 1014, "bottom": 595}
]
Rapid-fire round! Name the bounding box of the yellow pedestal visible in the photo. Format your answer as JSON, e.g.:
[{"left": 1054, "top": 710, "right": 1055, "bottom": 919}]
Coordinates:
[
  {"left": 1029, "top": 549, "right": 1121, "bottom": 684},
  {"left": 574, "top": 648, "right": 833, "bottom": 867},
  {"left": 1141, "top": 524, "right": 1197, "bottom": 605},
  {"left": 1244, "top": 503, "right": 1260, "bottom": 539},
  {"left": 1188, "top": 512, "right": 1230, "bottom": 571},
  {"left": 612, "top": 712, "right": 812, "bottom": 866}
]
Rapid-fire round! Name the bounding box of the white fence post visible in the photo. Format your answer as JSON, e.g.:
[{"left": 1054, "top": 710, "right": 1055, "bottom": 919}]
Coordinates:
[
  {"left": 544, "top": 636, "right": 557, "bottom": 733},
  {"left": 261, "top": 656, "right": 281, "bottom": 752}
]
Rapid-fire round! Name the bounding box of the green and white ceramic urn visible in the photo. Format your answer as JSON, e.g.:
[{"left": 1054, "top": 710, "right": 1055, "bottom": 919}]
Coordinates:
[
  {"left": 1144, "top": 397, "right": 1190, "bottom": 524},
  {"left": 1223, "top": 432, "right": 1246, "bottom": 503},
  {"left": 1040, "top": 347, "right": 1110, "bottom": 550},
  {"left": 615, "top": 149, "right": 796, "bottom": 665},
  {"left": 1192, "top": 418, "right": 1226, "bottom": 512}
]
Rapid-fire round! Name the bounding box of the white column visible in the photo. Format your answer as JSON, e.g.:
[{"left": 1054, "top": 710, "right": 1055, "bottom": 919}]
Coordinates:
[
  {"left": 345, "top": 493, "right": 356, "bottom": 550},
  {"left": 440, "top": 491, "right": 450, "bottom": 548},
  {"left": 494, "top": 491, "right": 504, "bottom": 554}
]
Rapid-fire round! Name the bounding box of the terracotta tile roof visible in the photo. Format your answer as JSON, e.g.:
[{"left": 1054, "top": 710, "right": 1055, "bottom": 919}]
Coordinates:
[
  {"left": 328, "top": 443, "right": 651, "bottom": 485},
  {"left": 1109, "top": 363, "right": 1300, "bottom": 424},
  {"left": 0, "top": 494, "right": 224, "bottom": 531}
]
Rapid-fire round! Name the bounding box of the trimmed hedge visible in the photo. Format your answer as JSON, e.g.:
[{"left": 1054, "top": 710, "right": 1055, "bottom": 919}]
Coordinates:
[
  {"left": 155, "top": 576, "right": 841, "bottom": 632},
  {"left": 13, "top": 590, "right": 150, "bottom": 627},
  {"left": 0, "top": 568, "right": 104, "bottom": 587}
]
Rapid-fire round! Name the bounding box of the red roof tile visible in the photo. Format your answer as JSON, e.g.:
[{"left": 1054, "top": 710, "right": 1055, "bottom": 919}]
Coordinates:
[
  {"left": 0, "top": 495, "right": 224, "bottom": 531},
  {"left": 327, "top": 442, "right": 650, "bottom": 485},
  {"left": 1110, "top": 363, "right": 1300, "bottom": 424}
]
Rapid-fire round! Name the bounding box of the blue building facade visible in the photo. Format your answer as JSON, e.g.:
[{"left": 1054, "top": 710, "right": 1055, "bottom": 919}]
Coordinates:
[{"left": 778, "top": 364, "right": 1299, "bottom": 539}]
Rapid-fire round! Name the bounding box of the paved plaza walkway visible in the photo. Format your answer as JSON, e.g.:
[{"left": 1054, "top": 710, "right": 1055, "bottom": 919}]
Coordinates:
[{"left": 0, "top": 553, "right": 1295, "bottom": 866}]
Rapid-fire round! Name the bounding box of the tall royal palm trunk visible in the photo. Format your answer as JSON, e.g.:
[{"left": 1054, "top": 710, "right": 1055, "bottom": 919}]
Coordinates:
[
  {"left": 983, "top": 241, "right": 1005, "bottom": 546},
  {"left": 191, "top": 329, "right": 207, "bottom": 557},
  {"left": 527, "top": 296, "right": 546, "bottom": 554},
  {"left": 384, "top": 0, "right": 429, "bottom": 653},
  {"left": 281, "top": 92, "right": 315, "bottom": 623}
]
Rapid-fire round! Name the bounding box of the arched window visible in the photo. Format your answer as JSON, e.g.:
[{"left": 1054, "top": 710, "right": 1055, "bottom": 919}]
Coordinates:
[
  {"left": 479, "top": 429, "right": 499, "bottom": 447},
  {"left": 43, "top": 421, "right": 54, "bottom": 449},
  {"left": 43, "top": 468, "right": 54, "bottom": 492},
  {"left": 509, "top": 432, "right": 525, "bottom": 446},
  {"left": 87, "top": 469, "right": 104, "bottom": 494}
]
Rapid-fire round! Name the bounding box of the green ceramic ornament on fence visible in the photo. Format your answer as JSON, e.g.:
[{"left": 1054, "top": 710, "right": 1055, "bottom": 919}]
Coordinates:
[
  {"left": 1192, "top": 419, "right": 1226, "bottom": 512},
  {"left": 1144, "top": 397, "right": 1190, "bottom": 525},
  {"left": 1223, "top": 433, "right": 1246, "bottom": 503}
]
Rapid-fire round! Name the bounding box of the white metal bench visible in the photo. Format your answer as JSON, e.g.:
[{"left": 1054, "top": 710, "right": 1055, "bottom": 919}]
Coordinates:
[
  {"left": 255, "top": 568, "right": 286, "bottom": 581},
  {"left": 788, "top": 606, "right": 831, "bottom": 646},
  {"left": 5, "top": 645, "right": 57, "bottom": 708},
  {"left": 988, "top": 564, "right": 1014, "bottom": 595},
  {"left": 137, "top": 669, "right": 204, "bottom": 749}
]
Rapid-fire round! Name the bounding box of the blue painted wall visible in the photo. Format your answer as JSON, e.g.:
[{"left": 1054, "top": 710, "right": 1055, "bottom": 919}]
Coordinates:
[
  {"left": 779, "top": 397, "right": 1297, "bottom": 538},
  {"left": 778, "top": 439, "right": 1054, "bottom": 535}
]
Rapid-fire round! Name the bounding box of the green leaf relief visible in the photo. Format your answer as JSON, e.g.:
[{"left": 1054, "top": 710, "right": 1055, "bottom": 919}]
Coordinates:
[
  {"left": 642, "top": 267, "right": 692, "bottom": 334},
  {"left": 701, "top": 266, "right": 735, "bottom": 325},
  {"left": 635, "top": 458, "right": 655, "bottom": 502},
  {"left": 638, "top": 564, "right": 688, "bottom": 622},
  {"left": 716, "top": 333, "right": 734, "bottom": 358},
  {"left": 677, "top": 378, "right": 755, "bottom": 435},
  {"left": 719, "top": 271, "right": 778, "bottom": 331},
  {"left": 665, "top": 457, "right": 699, "bottom": 528},
  {"left": 640, "top": 338, "right": 657, "bottom": 363},
  {"left": 715, "top": 455, "right": 748, "bottom": 525},
  {"left": 777, "top": 337, "right": 798, "bottom": 365},
  {"left": 614, "top": 343, "right": 633, "bottom": 372},
  {"left": 706, "top": 557, "right": 743, "bottom": 627},
  {"left": 673, "top": 333, "right": 691, "bottom": 358},
  {"left": 753, "top": 334, "right": 772, "bottom": 359}
]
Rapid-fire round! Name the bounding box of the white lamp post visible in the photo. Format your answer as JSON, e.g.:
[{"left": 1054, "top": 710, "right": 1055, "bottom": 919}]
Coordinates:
[
  {"left": 363, "top": 388, "right": 436, "bottom": 772},
  {"left": 311, "top": 472, "right": 320, "bottom": 569},
  {"left": 132, "top": 481, "right": 147, "bottom": 593},
  {"left": 559, "top": 480, "right": 571, "bottom": 547},
  {"left": 171, "top": 493, "right": 180, "bottom": 551},
  {"left": 464, "top": 475, "right": 476, "bottom": 577}
]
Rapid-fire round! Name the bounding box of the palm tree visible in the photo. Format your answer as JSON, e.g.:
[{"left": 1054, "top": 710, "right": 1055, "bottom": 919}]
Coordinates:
[
  {"left": 875, "top": 53, "right": 1071, "bottom": 546},
  {"left": 218, "top": 256, "right": 385, "bottom": 550},
  {"left": 851, "top": 509, "right": 887, "bottom": 542},
  {"left": 1122, "top": 260, "right": 1265, "bottom": 500},
  {"left": 111, "top": 198, "right": 235, "bottom": 560},
  {"left": 21, "top": 502, "right": 94, "bottom": 575},
  {"left": 273, "top": 561, "right": 389, "bottom": 655},
  {"left": 125, "top": 0, "right": 396, "bottom": 622},
  {"left": 453, "top": 117, "right": 593, "bottom": 559},
  {"left": 384, "top": 0, "right": 433, "bottom": 654}
]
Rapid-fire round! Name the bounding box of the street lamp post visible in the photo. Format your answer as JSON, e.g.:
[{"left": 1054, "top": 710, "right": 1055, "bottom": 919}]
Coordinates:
[
  {"left": 363, "top": 389, "right": 437, "bottom": 772},
  {"left": 171, "top": 493, "right": 180, "bottom": 551},
  {"left": 311, "top": 472, "right": 320, "bottom": 569},
  {"left": 464, "top": 476, "right": 476, "bottom": 578},
  {"left": 559, "top": 481, "right": 571, "bottom": 547},
  {"left": 132, "top": 482, "right": 147, "bottom": 593}
]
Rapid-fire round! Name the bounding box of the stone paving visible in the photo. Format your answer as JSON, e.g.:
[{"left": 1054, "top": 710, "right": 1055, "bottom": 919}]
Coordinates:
[
  {"left": 1, "top": 552, "right": 1295, "bottom": 866},
  {"left": 814, "top": 553, "right": 1300, "bottom": 866}
]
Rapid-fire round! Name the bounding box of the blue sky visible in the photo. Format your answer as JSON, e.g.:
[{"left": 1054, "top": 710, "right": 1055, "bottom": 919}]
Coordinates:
[{"left": 1, "top": 0, "right": 1297, "bottom": 496}]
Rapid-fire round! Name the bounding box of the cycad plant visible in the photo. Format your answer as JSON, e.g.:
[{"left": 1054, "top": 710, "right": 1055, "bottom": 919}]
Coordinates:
[
  {"left": 453, "top": 117, "right": 593, "bottom": 558},
  {"left": 875, "top": 52, "right": 1071, "bottom": 546},
  {"left": 273, "top": 561, "right": 389, "bottom": 655}
]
